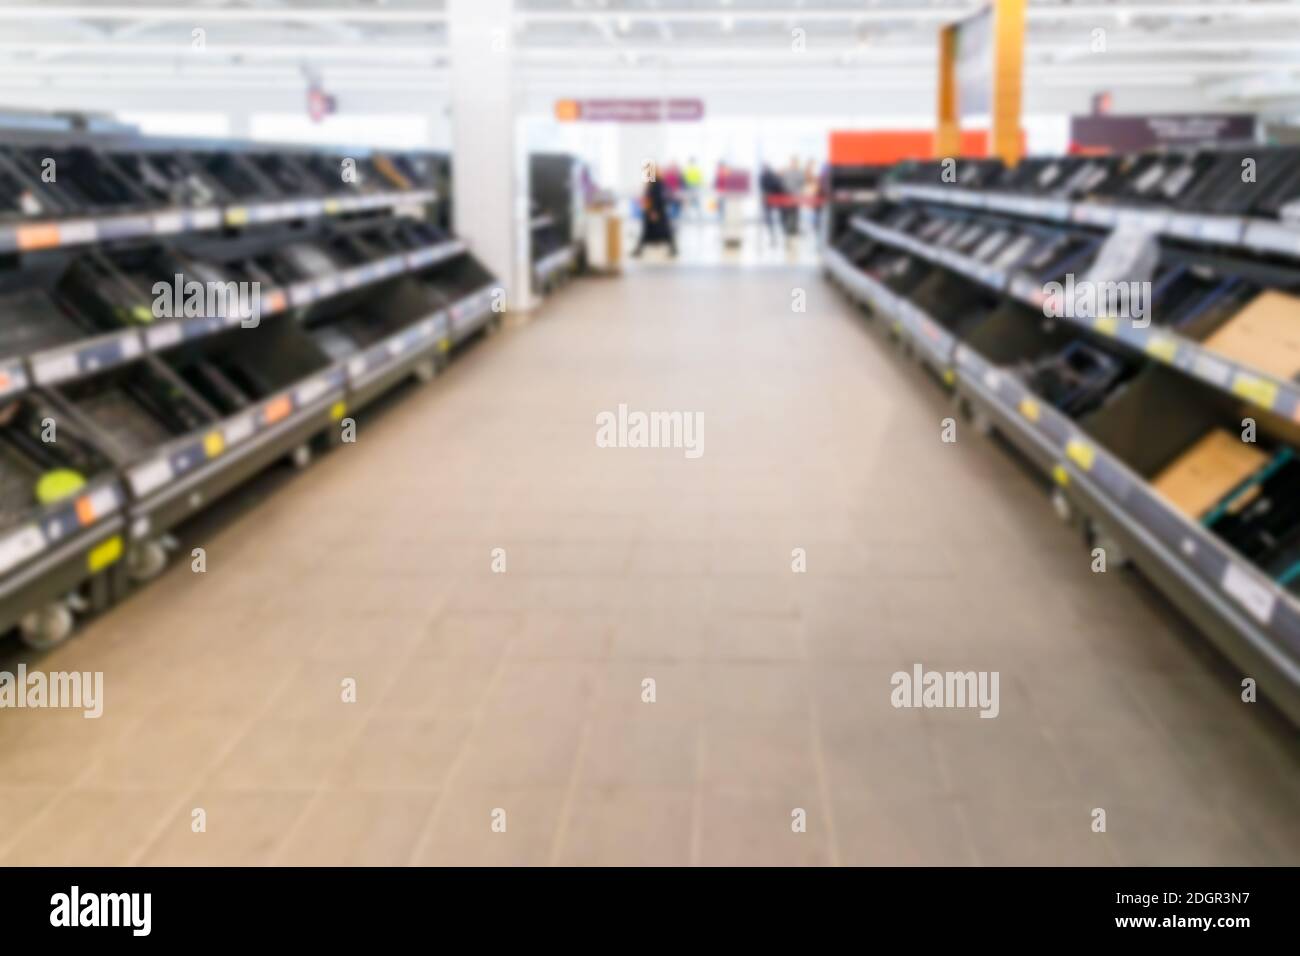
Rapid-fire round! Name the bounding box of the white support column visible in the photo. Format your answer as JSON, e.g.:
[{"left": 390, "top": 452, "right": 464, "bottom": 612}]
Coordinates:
[{"left": 448, "top": 0, "right": 529, "bottom": 309}]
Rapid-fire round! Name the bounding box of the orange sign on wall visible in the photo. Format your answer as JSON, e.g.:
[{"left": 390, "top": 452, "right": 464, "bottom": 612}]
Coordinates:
[{"left": 829, "top": 129, "right": 1002, "bottom": 166}]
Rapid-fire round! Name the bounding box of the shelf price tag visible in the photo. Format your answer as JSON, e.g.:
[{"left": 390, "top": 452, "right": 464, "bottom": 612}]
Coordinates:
[
  {"left": 1018, "top": 397, "right": 1041, "bottom": 422},
  {"left": 261, "top": 395, "right": 293, "bottom": 425},
  {"left": 15, "top": 223, "right": 61, "bottom": 251},
  {"left": 1144, "top": 335, "right": 1179, "bottom": 363},
  {"left": 31, "top": 351, "right": 80, "bottom": 386},
  {"left": 76, "top": 485, "right": 118, "bottom": 525},
  {"left": 57, "top": 220, "right": 98, "bottom": 246},
  {"left": 128, "top": 458, "right": 174, "bottom": 497},
  {"left": 1230, "top": 373, "right": 1279, "bottom": 411},
  {"left": 0, "top": 524, "right": 47, "bottom": 576},
  {"left": 294, "top": 377, "right": 330, "bottom": 406},
  {"left": 145, "top": 323, "right": 183, "bottom": 351},
  {"left": 1221, "top": 562, "right": 1277, "bottom": 625},
  {"left": 152, "top": 211, "right": 185, "bottom": 235},
  {"left": 1065, "top": 438, "right": 1095, "bottom": 471}
]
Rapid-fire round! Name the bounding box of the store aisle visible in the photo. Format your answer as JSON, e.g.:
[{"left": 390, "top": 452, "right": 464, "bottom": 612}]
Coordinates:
[{"left": 2, "top": 268, "right": 1297, "bottom": 866}]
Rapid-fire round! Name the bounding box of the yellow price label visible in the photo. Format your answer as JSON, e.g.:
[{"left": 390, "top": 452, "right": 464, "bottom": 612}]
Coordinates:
[
  {"left": 323, "top": 199, "right": 342, "bottom": 215},
  {"left": 330, "top": 401, "right": 348, "bottom": 421},
  {"left": 1065, "top": 438, "right": 1095, "bottom": 471},
  {"left": 1052, "top": 465, "right": 1070, "bottom": 487},
  {"left": 203, "top": 431, "right": 225, "bottom": 458},
  {"left": 1231, "top": 374, "right": 1278, "bottom": 410},
  {"left": 1144, "top": 336, "right": 1178, "bottom": 363},
  {"left": 1093, "top": 316, "right": 1118, "bottom": 336},
  {"left": 942, "top": 368, "right": 956, "bottom": 386},
  {"left": 225, "top": 207, "right": 249, "bottom": 226},
  {"left": 1018, "top": 398, "right": 1040, "bottom": 422},
  {"left": 87, "top": 535, "right": 123, "bottom": 573}
]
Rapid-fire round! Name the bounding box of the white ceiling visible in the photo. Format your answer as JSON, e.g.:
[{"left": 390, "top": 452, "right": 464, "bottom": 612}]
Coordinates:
[{"left": 0, "top": 1, "right": 1298, "bottom": 121}]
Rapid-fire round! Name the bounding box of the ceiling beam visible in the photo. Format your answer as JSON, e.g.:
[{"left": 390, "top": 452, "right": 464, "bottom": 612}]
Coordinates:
[
  {"left": 515, "top": 3, "right": 1300, "bottom": 25},
  {"left": 0, "top": 5, "right": 448, "bottom": 24}
]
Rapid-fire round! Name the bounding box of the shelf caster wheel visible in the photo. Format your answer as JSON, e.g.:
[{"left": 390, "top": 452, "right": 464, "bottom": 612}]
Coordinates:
[
  {"left": 291, "top": 444, "right": 312, "bottom": 470},
  {"left": 127, "top": 539, "right": 169, "bottom": 583},
  {"left": 1090, "top": 525, "right": 1130, "bottom": 569},
  {"left": 1050, "top": 489, "right": 1073, "bottom": 524},
  {"left": 414, "top": 358, "right": 437, "bottom": 383},
  {"left": 19, "top": 601, "right": 75, "bottom": 651}
]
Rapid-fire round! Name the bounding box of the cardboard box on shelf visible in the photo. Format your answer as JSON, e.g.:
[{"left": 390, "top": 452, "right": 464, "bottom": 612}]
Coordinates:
[
  {"left": 1203, "top": 290, "right": 1300, "bottom": 382},
  {"left": 1152, "top": 429, "right": 1269, "bottom": 519}
]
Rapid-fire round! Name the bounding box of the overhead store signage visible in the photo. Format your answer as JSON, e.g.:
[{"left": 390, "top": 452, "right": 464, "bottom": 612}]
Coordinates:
[
  {"left": 1069, "top": 114, "right": 1257, "bottom": 152},
  {"left": 554, "top": 99, "right": 704, "bottom": 123}
]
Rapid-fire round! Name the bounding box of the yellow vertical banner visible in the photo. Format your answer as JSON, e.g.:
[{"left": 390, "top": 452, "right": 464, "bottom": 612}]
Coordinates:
[
  {"left": 991, "top": 0, "right": 1026, "bottom": 167},
  {"left": 936, "top": 24, "right": 960, "bottom": 159}
]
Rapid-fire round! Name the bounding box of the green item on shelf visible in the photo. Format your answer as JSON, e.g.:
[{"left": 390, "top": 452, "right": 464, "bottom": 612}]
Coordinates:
[
  {"left": 131, "top": 305, "right": 155, "bottom": 324},
  {"left": 35, "top": 469, "right": 86, "bottom": 505}
]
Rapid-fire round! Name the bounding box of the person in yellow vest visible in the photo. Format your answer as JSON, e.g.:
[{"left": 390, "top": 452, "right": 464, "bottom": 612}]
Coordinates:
[{"left": 683, "top": 157, "right": 704, "bottom": 218}]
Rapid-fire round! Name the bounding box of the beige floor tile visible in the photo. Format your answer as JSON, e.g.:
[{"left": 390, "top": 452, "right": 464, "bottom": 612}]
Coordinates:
[
  {"left": 833, "top": 793, "right": 978, "bottom": 866},
  {"left": 138, "top": 790, "right": 314, "bottom": 865},
  {"left": 962, "top": 800, "right": 1118, "bottom": 866},
  {"left": 576, "top": 716, "right": 698, "bottom": 790},
  {"left": 554, "top": 789, "right": 693, "bottom": 866},
  {"left": 330, "top": 715, "right": 470, "bottom": 790},
  {"left": 277, "top": 790, "right": 440, "bottom": 866},
  {"left": 411, "top": 786, "right": 566, "bottom": 866},
  {"left": 376, "top": 656, "right": 499, "bottom": 719},
  {"left": 700, "top": 714, "right": 818, "bottom": 793},
  {"left": 697, "top": 790, "right": 832, "bottom": 866},
  {"left": 208, "top": 717, "right": 359, "bottom": 790},
  {"left": 82, "top": 716, "right": 239, "bottom": 789},
  {"left": 453, "top": 713, "right": 585, "bottom": 789},
  {"left": 0, "top": 788, "right": 63, "bottom": 857},
  {"left": 2, "top": 789, "right": 179, "bottom": 866}
]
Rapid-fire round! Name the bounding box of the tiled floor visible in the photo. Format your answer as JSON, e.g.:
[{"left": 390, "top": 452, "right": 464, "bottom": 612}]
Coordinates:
[
  {"left": 626, "top": 218, "right": 822, "bottom": 269},
  {"left": 1, "top": 266, "right": 1297, "bottom": 866}
]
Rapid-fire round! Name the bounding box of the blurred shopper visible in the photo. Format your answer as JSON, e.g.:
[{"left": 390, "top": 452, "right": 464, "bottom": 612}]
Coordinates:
[
  {"left": 632, "top": 177, "right": 677, "bottom": 258},
  {"left": 662, "top": 161, "right": 684, "bottom": 220},
  {"left": 714, "top": 161, "right": 729, "bottom": 220},
  {"left": 684, "top": 156, "right": 704, "bottom": 218},
  {"left": 782, "top": 157, "right": 806, "bottom": 235},
  {"left": 759, "top": 164, "right": 787, "bottom": 243},
  {"left": 807, "top": 159, "right": 826, "bottom": 234}
]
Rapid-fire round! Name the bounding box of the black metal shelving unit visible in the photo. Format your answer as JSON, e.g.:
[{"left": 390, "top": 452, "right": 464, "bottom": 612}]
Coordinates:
[
  {"left": 823, "top": 146, "right": 1300, "bottom": 726},
  {"left": 529, "top": 152, "right": 586, "bottom": 294},
  {"left": 0, "top": 122, "right": 500, "bottom": 648}
]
